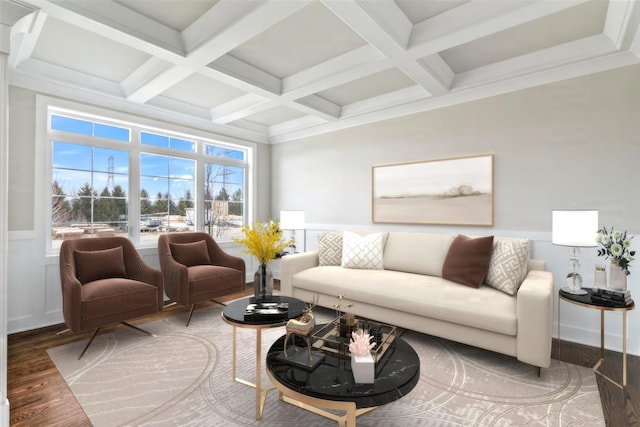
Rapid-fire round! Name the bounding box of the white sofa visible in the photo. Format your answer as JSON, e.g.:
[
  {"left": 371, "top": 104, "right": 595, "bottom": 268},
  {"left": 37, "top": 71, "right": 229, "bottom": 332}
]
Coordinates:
[{"left": 281, "top": 231, "right": 554, "bottom": 369}]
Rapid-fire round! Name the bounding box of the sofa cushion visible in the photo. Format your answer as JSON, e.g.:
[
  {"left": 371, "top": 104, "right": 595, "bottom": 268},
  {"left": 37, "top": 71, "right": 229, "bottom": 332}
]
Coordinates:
[
  {"left": 341, "top": 231, "right": 385, "bottom": 269},
  {"left": 318, "top": 232, "right": 343, "bottom": 266},
  {"left": 170, "top": 240, "right": 211, "bottom": 267},
  {"left": 292, "top": 266, "right": 517, "bottom": 336},
  {"left": 486, "top": 238, "right": 530, "bottom": 295},
  {"left": 384, "top": 232, "right": 455, "bottom": 277},
  {"left": 442, "top": 235, "right": 494, "bottom": 288},
  {"left": 74, "top": 246, "right": 127, "bottom": 284}
]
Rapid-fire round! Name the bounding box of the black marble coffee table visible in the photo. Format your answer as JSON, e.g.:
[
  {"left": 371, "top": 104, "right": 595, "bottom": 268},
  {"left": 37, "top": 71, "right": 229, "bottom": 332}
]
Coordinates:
[{"left": 266, "top": 326, "right": 420, "bottom": 426}]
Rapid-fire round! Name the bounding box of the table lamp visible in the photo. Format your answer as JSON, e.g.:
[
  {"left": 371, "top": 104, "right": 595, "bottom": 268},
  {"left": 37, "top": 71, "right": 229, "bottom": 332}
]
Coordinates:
[
  {"left": 280, "top": 210, "right": 305, "bottom": 253},
  {"left": 552, "top": 210, "right": 598, "bottom": 295}
]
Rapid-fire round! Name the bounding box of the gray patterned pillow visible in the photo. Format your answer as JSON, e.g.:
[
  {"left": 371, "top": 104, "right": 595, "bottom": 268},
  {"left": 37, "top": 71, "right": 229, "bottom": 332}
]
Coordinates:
[
  {"left": 318, "top": 232, "right": 343, "bottom": 266},
  {"left": 485, "top": 239, "right": 530, "bottom": 295},
  {"left": 341, "top": 231, "right": 385, "bottom": 270}
]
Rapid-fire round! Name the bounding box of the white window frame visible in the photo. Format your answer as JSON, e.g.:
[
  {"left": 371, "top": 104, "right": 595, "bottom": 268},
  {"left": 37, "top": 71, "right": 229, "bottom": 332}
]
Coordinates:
[{"left": 36, "top": 96, "right": 255, "bottom": 255}]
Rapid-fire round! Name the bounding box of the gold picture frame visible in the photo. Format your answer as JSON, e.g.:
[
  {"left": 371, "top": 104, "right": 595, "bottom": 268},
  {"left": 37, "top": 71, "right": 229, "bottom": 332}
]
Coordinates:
[{"left": 372, "top": 154, "right": 494, "bottom": 226}]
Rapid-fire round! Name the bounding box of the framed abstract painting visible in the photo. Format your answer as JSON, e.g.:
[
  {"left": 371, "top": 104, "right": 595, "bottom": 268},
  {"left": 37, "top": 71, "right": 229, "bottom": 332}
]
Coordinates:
[{"left": 372, "top": 154, "right": 494, "bottom": 226}]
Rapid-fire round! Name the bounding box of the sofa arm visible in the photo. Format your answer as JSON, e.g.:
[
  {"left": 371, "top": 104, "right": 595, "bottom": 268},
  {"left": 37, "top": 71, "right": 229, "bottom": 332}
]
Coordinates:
[
  {"left": 516, "top": 269, "right": 554, "bottom": 368},
  {"left": 281, "top": 251, "right": 320, "bottom": 296}
]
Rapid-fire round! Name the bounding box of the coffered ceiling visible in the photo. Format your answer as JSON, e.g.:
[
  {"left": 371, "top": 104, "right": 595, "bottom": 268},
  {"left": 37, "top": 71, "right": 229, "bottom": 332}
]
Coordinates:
[{"left": 5, "top": 0, "right": 640, "bottom": 144}]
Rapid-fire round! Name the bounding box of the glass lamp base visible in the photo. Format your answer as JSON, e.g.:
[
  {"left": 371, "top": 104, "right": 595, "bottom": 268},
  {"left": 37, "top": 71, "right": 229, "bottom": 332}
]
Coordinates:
[{"left": 561, "top": 286, "right": 588, "bottom": 295}]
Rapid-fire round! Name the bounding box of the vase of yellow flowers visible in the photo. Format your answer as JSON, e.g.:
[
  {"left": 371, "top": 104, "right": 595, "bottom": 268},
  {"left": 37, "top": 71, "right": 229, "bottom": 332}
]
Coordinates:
[
  {"left": 233, "top": 220, "right": 293, "bottom": 300},
  {"left": 596, "top": 227, "right": 635, "bottom": 291}
]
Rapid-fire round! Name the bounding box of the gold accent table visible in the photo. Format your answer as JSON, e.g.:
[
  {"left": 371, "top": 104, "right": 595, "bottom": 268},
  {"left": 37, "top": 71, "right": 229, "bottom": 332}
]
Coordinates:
[
  {"left": 221, "top": 296, "right": 305, "bottom": 419},
  {"left": 558, "top": 288, "right": 635, "bottom": 388}
]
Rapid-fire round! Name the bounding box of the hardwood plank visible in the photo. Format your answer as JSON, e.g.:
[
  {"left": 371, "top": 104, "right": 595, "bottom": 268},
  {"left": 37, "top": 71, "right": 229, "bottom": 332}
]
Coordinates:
[{"left": 8, "top": 285, "right": 639, "bottom": 426}]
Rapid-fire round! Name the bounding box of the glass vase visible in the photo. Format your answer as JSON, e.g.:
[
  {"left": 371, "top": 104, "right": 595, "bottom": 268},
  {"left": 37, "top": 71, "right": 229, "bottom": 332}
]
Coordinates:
[
  {"left": 608, "top": 261, "right": 627, "bottom": 291},
  {"left": 254, "top": 264, "right": 273, "bottom": 301}
]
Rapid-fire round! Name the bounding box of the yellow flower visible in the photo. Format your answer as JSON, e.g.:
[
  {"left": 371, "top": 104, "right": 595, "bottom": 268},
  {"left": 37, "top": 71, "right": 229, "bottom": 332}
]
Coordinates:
[{"left": 232, "top": 220, "right": 293, "bottom": 265}]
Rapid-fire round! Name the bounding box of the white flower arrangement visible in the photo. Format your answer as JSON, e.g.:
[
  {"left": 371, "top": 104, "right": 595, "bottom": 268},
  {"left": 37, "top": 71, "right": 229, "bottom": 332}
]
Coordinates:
[
  {"left": 348, "top": 330, "right": 375, "bottom": 357},
  {"left": 596, "top": 226, "right": 636, "bottom": 275}
]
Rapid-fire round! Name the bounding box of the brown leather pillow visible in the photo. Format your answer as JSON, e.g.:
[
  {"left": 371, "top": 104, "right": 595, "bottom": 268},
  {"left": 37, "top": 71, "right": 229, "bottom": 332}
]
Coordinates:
[
  {"left": 442, "top": 235, "right": 494, "bottom": 288},
  {"left": 170, "top": 240, "right": 211, "bottom": 267},
  {"left": 74, "top": 246, "right": 127, "bottom": 284}
]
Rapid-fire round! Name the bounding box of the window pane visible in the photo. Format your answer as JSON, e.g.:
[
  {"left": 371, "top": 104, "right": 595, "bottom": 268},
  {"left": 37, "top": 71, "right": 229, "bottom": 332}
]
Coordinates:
[
  {"left": 170, "top": 137, "right": 195, "bottom": 152},
  {"left": 141, "top": 132, "right": 168, "bottom": 148},
  {"left": 204, "top": 162, "right": 244, "bottom": 238},
  {"left": 94, "top": 123, "right": 130, "bottom": 141},
  {"left": 94, "top": 148, "right": 129, "bottom": 174},
  {"left": 141, "top": 153, "right": 169, "bottom": 177},
  {"left": 169, "top": 157, "right": 194, "bottom": 179},
  {"left": 51, "top": 115, "right": 92, "bottom": 135},
  {"left": 53, "top": 141, "right": 92, "bottom": 170},
  {"left": 51, "top": 140, "right": 129, "bottom": 247},
  {"left": 205, "top": 143, "right": 245, "bottom": 160}
]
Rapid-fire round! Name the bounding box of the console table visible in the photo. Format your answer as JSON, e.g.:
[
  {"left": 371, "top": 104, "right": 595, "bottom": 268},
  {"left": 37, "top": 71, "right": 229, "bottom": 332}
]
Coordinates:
[{"left": 558, "top": 288, "right": 635, "bottom": 388}]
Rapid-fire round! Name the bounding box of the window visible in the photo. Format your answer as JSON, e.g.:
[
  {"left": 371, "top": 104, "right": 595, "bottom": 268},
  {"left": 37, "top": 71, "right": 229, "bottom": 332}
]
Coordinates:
[{"left": 47, "top": 108, "right": 251, "bottom": 251}]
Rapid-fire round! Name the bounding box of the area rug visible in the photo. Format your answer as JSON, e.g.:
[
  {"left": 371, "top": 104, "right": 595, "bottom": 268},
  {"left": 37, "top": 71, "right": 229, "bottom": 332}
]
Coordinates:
[{"left": 47, "top": 304, "right": 604, "bottom": 426}]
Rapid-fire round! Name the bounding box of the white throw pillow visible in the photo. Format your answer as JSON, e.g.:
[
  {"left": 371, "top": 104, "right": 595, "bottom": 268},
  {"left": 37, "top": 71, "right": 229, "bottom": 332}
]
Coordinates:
[
  {"left": 318, "top": 232, "right": 343, "bottom": 266},
  {"left": 485, "top": 239, "right": 530, "bottom": 295},
  {"left": 341, "top": 231, "right": 385, "bottom": 270}
]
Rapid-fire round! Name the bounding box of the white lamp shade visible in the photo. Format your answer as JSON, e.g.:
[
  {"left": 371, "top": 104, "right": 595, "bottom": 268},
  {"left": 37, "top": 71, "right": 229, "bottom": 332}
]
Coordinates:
[
  {"left": 280, "top": 210, "right": 305, "bottom": 230},
  {"left": 552, "top": 210, "right": 598, "bottom": 247}
]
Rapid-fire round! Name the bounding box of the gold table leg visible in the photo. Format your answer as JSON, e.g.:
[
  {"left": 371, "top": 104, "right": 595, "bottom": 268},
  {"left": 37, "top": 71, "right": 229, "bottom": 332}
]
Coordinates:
[
  {"left": 592, "top": 309, "right": 627, "bottom": 389},
  {"left": 231, "top": 325, "right": 275, "bottom": 419}
]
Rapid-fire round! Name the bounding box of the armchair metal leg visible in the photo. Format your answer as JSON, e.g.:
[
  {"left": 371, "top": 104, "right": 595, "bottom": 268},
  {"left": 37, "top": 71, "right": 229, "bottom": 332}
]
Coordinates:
[
  {"left": 121, "top": 321, "right": 156, "bottom": 337},
  {"left": 186, "top": 304, "right": 196, "bottom": 327},
  {"left": 78, "top": 328, "right": 101, "bottom": 360}
]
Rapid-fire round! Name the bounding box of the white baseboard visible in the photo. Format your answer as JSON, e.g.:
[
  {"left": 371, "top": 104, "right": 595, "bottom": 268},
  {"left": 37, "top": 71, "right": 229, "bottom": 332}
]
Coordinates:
[{"left": 1, "top": 398, "right": 9, "bottom": 427}]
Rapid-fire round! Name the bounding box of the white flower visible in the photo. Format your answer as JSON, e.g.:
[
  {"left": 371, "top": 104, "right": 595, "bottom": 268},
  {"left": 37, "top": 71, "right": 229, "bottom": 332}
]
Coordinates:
[
  {"left": 613, "top": 230, "right": 622, "bottom": 239},
  {"left": 611, "top": 243, "right": 623, "bottom": 257}
]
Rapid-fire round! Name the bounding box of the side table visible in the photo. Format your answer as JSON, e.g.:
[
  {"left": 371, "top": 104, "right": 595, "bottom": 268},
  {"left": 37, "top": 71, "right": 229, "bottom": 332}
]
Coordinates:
[
  {"left": 221, "top": 295, "right": 305, "bottom": 419},
  {"left": 558, "top": 288, "right": 635, "bottom": 388}
]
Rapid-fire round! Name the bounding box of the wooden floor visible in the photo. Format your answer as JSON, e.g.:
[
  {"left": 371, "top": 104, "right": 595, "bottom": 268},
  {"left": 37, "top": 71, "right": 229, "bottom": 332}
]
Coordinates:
[{"left": 7, "top": 286, "right": 640, "bottom": 426}]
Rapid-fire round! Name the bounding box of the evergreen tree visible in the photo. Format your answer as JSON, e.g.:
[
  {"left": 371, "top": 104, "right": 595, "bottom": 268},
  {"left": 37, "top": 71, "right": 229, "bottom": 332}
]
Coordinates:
[
  {"left": 72, "top": 183, "right": 95, "bottom": 222},
  {"left": 140, "top": 189, "right": 152, "bottom": 215}
]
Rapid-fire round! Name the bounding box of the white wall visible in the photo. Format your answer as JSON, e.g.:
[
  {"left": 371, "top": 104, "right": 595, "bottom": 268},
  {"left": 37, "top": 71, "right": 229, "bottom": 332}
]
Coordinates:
[{"left": 271, "top": 64, "right": 640, "bottom": 356}]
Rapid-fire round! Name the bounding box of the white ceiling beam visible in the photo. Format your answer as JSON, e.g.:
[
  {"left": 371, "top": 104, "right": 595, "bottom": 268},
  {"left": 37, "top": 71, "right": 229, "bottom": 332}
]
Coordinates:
[
  {"left": 323, "top": 0, "right": 448, "bottom": 96},
  {"left": 8, "top": 10, "right": 46, "bottom": 70},
  {"left": 269, "top": 115, "right": 328, "bottom": 138},
  {"left": 282, "top": 45, "right": 390, "bottom": 99},
  {"left": 36, "top": 0, "right": 185, "bottom": 54},
  {"left": 208, "top": 55, "right": 341, "bottom": 122},
  {"left": 604, "top": 0, "right": 640, "bottom": 51},
  {"left": 408, "top": 0, "right": 592, "bottom": 59},
  {"left": 183, "top": 0, "right": 311, "bottom": 63},
  {"left": 295, "top": 94, "right": 342, "bottom": 119},
  {"left": 23, "top": 0, "right": 186, "bottom": 61},
  {"left": 119, "top": 1, "right": 310, "bottom": 106},
  {"left": 453, "top": 34, "right": 619, "bottom": 89},
  {"left": 341, "top": 85, "right": 427, "bottom": 118},
  {"left": 123, "top": 60, "right": 194, "bottom": 104},
  {"left": 210, "top": 94, "right": 274, "bottom": 124}
]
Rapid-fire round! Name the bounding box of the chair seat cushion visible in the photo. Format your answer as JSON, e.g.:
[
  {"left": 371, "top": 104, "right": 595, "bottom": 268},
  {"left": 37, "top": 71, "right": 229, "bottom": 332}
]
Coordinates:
[
  {"left": 82, "top": 278, "right": 158, "bottom": 321},
  {"left": 187, "top": 265, "right": 242, "bottom": 298}
]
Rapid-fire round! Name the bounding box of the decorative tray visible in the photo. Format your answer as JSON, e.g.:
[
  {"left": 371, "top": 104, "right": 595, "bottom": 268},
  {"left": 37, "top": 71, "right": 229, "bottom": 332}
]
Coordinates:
[{"left": 311, "top": 314, "right": 396, "bottom": 362}]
